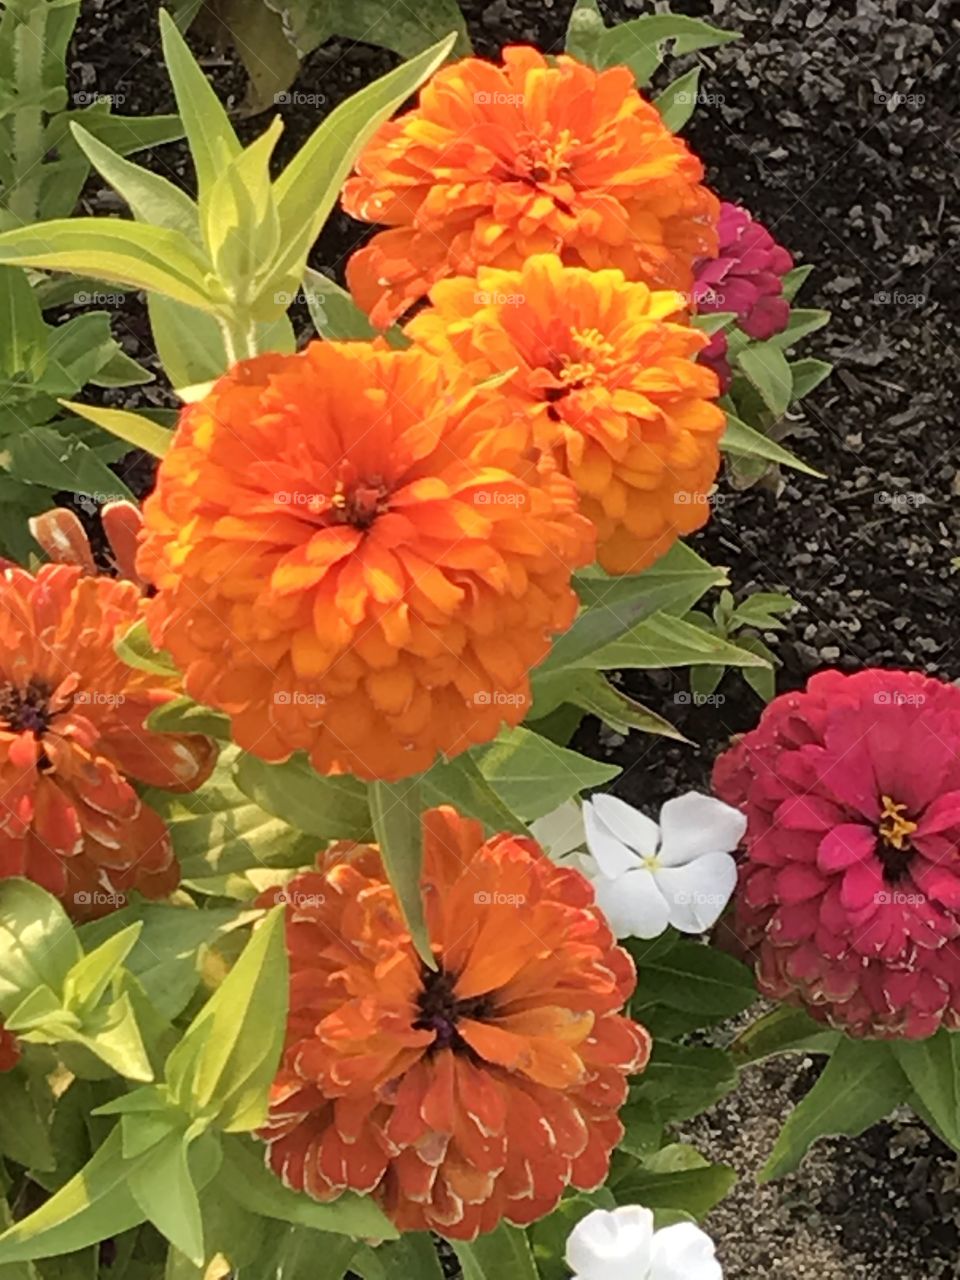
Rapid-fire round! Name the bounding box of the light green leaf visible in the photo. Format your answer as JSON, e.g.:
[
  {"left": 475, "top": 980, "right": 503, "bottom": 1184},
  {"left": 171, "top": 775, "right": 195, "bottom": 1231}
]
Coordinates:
[
  {"left": 564, "top": 0, "right": 607, "bottom": 64},
  {"left": 422, "top": 754, "right": 527, "bottom": 835},
  {"left": 789, "top": 357, "right": 832, "bottom": 401},
  {"left": 62, "top": 924, "right": 141, "bottom": 1014},
  {"left": 165, "top": 907, "right": 288, "bottom": 1132},
  {"left": 58, "top": 400, "right": 172, "bottom": 458},
  {"left": 731, "top": 1005, "right": 841, "bottom": 1065},
  {"left": 760, "top": 1037, "right": 907, "bottom": 1181},
  {"left": 369, "top": 777, "right": 434, "bottom": 968},
  {"left": 736, "top": 342, "right": 793, "bottom": 416},
  {"left": 146, "top": 697, "right": 231, "bottom": 740},
  {"left": 767, "top": 308, "right": 831, "bottom": 351},
  {"left": 589, "top": 611, "right": 772, "bottom": 672},
  {"left": 0, "top": 1069, "right": 56, "bottom": 1173},
  {"left": 594, "top": 14, "right": 739, "bottom": 86},
  {"left": 0, "top": 267, "right": 47, "bottom": 378},
  {"left": 782, "top": 264, "right": 813, "bottom": 302},
  {"left": 573, "top": 542, "right": 727, "bottom": 617},
  {"left": 217, "top": 1135, "right": 397, "bottom": 1239},
  {"left": 143, "top": 746, "right": 319, "bottom": 886},
  {"left": 560, "top": 670, "right": 689, "bottom": 742},
  {"left": 654, "top": 66, "right": 701, "bottom": 132},
  {"left": 721, "top": 412, "right": 823, "bottom": 477},
  {"left": 128, "top": 1131, "right": 204, "bottom": 1266},
  {"left": 0, "top": 222, "right": 218, "bottom": 311},
  {"left": 0, "top": 881, "right": 80, "bottom": 1016},
  {"left": 475, "top": 727, "right": 619, "bottom": 822},
  {"left": 452, "top": 1223, "right": 539, "bottom": 1280},
  {"left": 159, "top": 9, "right": 241, "bottom": 200},
  {"left": 70, "top": 125, "right": 199, "bottom": 240},
  {"left": 4, "top": 428, "right": 134, "bottom": 501},
  {"left": 114, "top": 619, "right": 178, "bottom": 676},
  {"left": 232, "top": 751, "right": 371, "bottom": 840},
  {"left": 893, "top": 1029, "right": 960, "bottom": 1151},
  {"left": 289, "top": 0, "right": 471, "bottom": 60},
  {"left": 271, "top": 35, "right": 456, "bottom": 305}
]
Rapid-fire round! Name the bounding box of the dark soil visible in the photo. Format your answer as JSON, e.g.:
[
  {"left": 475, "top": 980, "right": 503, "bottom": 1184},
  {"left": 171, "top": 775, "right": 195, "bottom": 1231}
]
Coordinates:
[{"left": 67, "top": 0, "right": 960, "bottom": 1275}]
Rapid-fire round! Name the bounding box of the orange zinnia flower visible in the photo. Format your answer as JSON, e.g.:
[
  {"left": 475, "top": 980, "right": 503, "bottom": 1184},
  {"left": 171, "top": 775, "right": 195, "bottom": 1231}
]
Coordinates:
[
  {"left": 257, "top": 805, "right": 650, "bottom": 1239},
  {"left": 406, "top": 254, "right": 726, "bottom": 574},
  {"left": 138, "top": 344, "right": 594, "bottom": 782},
  {"left": 0, "top": 564, "right": 215, "bottom": 918},
  {"left": 342, "top": 46, "right": 719, "bottom": 327}
]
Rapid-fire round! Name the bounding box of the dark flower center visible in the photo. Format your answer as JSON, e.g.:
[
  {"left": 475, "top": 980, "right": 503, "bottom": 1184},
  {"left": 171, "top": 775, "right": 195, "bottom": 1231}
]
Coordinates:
[
  {"left": 330, "top": 476, "right": 389, "bottom": 530},
  {"left": 414, "top": 966, "right": 494, "bottom": 1053},
  {"left": 0, "top": 679, "right": 53, "bottom": 737},
  {"left": 877, "top": 793, "right": 918, "bottom": 881}
]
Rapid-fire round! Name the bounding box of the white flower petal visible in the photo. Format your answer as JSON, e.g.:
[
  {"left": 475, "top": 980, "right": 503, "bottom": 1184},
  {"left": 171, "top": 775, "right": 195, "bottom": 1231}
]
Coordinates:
[
  {"left": 566, "top": 1207, "right": 655, "bottom": 1280},
  {"left": 657, "top": 792, "right": 747, "bottom": 867},
  {"left": 655, "top": 853, "right": 738, "bottom": 933},
  {"left": 583, "top": 799, "right": 643, "bottom": 878},
  {"left": 650, "top": 1221, "right": 723, "bottom": 1280},
  {"left": 594, "top": 868, "right": 671, "bottom": 939},
  {"left": 530, "top": 800, "right": 587, "bottom": 860}
]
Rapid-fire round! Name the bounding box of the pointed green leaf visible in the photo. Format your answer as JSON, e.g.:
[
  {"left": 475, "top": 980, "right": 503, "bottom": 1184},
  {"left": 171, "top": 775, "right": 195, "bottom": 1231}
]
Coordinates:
[
  {"left": 62, "top": 923, "right": 141, "bottom": 1014},
  {"left": 369, "top": 777, "right": 434, "bottom": 968},
  {"left": 475, "top": 727, "right": 619, "bottom": 822},
  {"left": 760, "top": 1037, "right": 907, "bottom": 1181},
  {"left": 70, "top": 125, "right": 199, "bottom": 240},
  {"left": 128, "top": 1131, "right": 204, "bottom": 1266},
  {"left": 0, "top": 267, "right": 47, "bottom": 378},
  {"left": 452, "top": 1223, "right": 538, "bottom": 1280},
  {"left": 573, "top": 542, "right": 727, "bottom": 617},
  {"left": 589, "top": 610, "right": 772, "bottom": 671},
  {"left": 736, "top": 342, "right": 793, "bottom": 416},
  {"left": 731, "top": 1005, "right": 841, "bottom": 1065},
  {"left": 893, "top": 1029, "right": 960, "bottom": 1151},
  {"left": 0, "top": 881, "right": 80, "bottom": 1015},
  {"left": 767, "top": 308, "right": 831, "bottom": 351},
  {"left": 232, "top": 752, "right": 371, "bottom": 841},
  {"left": 789, "top": 357, "right": 832, "bottom": 401},
  {"left": 302, "top": 269, "right": 409, "bottom": 348},
  {"left": 114, "top": 619, "right": 178, "bottom": 675},
  {"left": 564, "top": 0, "right": 606, "bottom": 63},
  {"left": 721, "top": 412, "right": 823, "bottom": 477},
  {"left": 654, "top": 66, "right": 701, "bottom": 132},
  {"left": 422, "top": 754, "right": 527, "bottom": 835},
  {"left": 58, "top": 400, "right": 172, "bottom": 459}
]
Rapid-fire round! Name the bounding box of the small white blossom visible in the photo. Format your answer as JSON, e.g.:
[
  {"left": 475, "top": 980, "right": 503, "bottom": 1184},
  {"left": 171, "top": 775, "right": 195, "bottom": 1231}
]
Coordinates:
[{"left": 566, "top": 1205, "right": 722, "bottom": 1280}]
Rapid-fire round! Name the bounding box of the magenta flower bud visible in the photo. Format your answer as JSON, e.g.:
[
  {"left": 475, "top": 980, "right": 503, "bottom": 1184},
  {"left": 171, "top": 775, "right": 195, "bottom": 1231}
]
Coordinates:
[{"left": 694, "top": 202, "right": 794, "bottom": 342}]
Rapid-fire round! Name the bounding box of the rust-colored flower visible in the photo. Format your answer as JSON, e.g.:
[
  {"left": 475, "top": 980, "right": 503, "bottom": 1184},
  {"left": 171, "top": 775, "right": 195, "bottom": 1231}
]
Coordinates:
[
  {"left": 342, "top": 47, "right": 720, "bottom": 328},
  {"left": 257, "top": 805, "right": 650, "bottom": 1239},
  {"left": 138, "top": 344, "right": 594, "bottom": 782},
  {"left": 406, "top": 255, "right": 726, "bottom": 574},
  {"left": 0, "top": 1022, "right": 19, "bottom": 1072},
  {"left": 0, "top": 564, "right": 215, "bottom": 918}
]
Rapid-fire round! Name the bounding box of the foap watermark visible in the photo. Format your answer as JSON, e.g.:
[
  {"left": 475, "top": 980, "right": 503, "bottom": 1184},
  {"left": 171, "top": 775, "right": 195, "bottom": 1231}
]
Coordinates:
[
  {"left": 472, "top": 489, "right": 527, "bottom": 508},
  {"left": 74, "top": 491, "right": 119, "bottom": 514},
  {"left": 271, "top": 888, "right": 326, "bottom": 907},
  {"left": 74, "top": 91, "right": 125, "bottom": 107},
  {"left": 473, "top": 290, "right": 525, "bottom": 307},
  {"left": 672, "top": 890, "right": 728, "bottom": 908},
  {"left": 474, "top": 91, "right": 524, "bottom": 106},
  {"left": 874, "top": 91, "right": 925, "bottom": 109},
  {"left": 74, "top": 290, "right": 126, "bottom": 306},
  {"left": 473, "top": 690, "right": 526, "bottom": 707},
  {"left": 674, "top": 490, "right": 730, "bottom": 508},
  {"left": 874, "top": 290, "right": 926, "bottom": 306},
  {"left": 75, "top": 890, "right": 123, "bottom": 908},
  {"left": 275, "top": 91, "right": 326, "bottom": 106},
  {"left": 473, "top": 890, "right": 526, "bottom": 906},
  {"left": 74, "top": 690, "right": 126, "bottom": 708},
  {"left": 273, "top": 490, "right": 325, "bottom": 508},
  {"left": 875, "top": 490, "right": 927, "bottom": 508},
  {"left": 674, "top": 691, "right": 726, "bottom": 707},
  {"left": 674, "top": 90, "right": 725, "bottom": 107},
  {"left": 876, "top": 890, "right": 925, "bottom": 906},
  {"left": 874, "top": 690, "right": 926, "bottom": 707},
  {"left": 274, "top": 691, "right": 326, "bottom": 706}
]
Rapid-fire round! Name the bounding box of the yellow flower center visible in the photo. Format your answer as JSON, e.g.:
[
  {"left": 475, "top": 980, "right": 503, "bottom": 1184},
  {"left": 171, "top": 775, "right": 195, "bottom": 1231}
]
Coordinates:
[
  {"left": 878, "top": 794, "right": 917, "bottom": 851},
  {"left": 557, "top": 327, "right": 620, "bottom": 391}
]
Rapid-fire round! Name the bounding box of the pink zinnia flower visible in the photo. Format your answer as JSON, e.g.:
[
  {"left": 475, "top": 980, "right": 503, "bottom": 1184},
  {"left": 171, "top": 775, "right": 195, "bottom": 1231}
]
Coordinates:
[
  {"left": 713, "top": 669, "right": 960, "bottom": 1040},
  {"left": 694, "top": 202, "right": 794, "bottom": 341}
]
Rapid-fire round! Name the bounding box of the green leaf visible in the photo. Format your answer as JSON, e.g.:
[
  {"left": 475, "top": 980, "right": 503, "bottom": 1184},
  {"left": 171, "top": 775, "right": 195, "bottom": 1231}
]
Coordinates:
[
  {"left": 3, "top": 428, "right": 134, "bottom": 502},
  {"left": 158, "top": 9, "right": 241, "bottom": 200},
  {"left": 556, "top": 671, "right": 689, "bottom": 742},
  {"left": 62, "top": 924, "right": 141, "bottom": 1015},
  {"left": 290, "top": 0, "right": 471, "bottom": 61},
  {"left": 114, "top": 619, "right": 178, "bottom": 676},
  {"left": 736, "top": 343, "right": 793, "bottom": 416},
  {"left": 128, "top": 1131, "right": 203, "bottom": 1267},
  {"left": 632, "top": 938, "right": 757, "bottom": 1024},
  {"left": 57, "top": 400, "right": 172, "bottom": 458},
  {"left": 611, "top": 1144, "right": 735, "bottom": 1220},
  {"left": 573, "top": 542, "right": 727, "bottom": 617},
  {"left": 564, "top": 0, "right": 607, "bottom": 64},
  {"left": 232, "top": 751, "right": 372, "bottom": 841},
  {"left": 653, "top": 66, "right": 701, "bottom": 132},
  {"left": 760, "top": 1037, "right": 907, "bottom": 1181},
  {"left": 271, "top": 35, "right": 456, "bottom": 307},
  {"left": 0, "top": 881, "right": 81, "bottom": 1016},
  {"left": 527, "top": 1192, "right": 615, "bottom": 1280},
  {"left": 593, "top": 14, "right": 739, "bottom": 86},
  {"left": 422, "top": 754, "right": 527, "bottom": 834},
  {"left": 216, "top": 1135, "right": 397, "bottom": 1239},
  {"left": 782, "top": 264, "right": 813, "bottom": 302},
  {"left": 0, "top": 1069, "right": 56, "bottom": 1172},
  {"left": 369, "top": 777, "right": 434, "bottom": 968},
  {"left": 789, "top": 357, "right": 832, "bottom": 401},
  {"left": 452, "top": 1223, "right": 539, "bottom": 1280},
  {"left": 731, "top": 1005, "right": 841, "bottom": 1066},
  {"left": 633, "top": 1042, "right": 737, "bottom": 1125},
  {"left": 767, "top": 308, "right": 831, "bottom": 352},
  {"left": 893, "top": 1029, "right": 960, "bottom": 1151},
  {"left": 721, "top": 412, "right": 823, "bottom": 477},
  {"left": 215, "top": 0, "right": 302, "bottom": 115},
  {"left": 589, "top": 611, "right": 772, "bottom": 672},
  {"left": 475, "top": 727, "right": 619, "bottom": 822},
  {"left": 534, "top": 593, "right": 653, "bottom": 677},
  {"left": 0, "top": 222, "right": 219, "bottom": 312},
  {"left": 70, "top": 125, "right": 199, "bottom": 240},
  {"left": 165, "top": 907, "right": 288, "bottom": 1132},
  {"left": 0, "top": 267, "right": 47, "bottom": 379},
  {"left": 146, "top": 697, "right": 231, "bottom": 740},
  {"left": 144, "top": 747, "right": 318, "bottom": 887},
  {"left": 302, "top": 269, "right": 409, "bottom": 348}
]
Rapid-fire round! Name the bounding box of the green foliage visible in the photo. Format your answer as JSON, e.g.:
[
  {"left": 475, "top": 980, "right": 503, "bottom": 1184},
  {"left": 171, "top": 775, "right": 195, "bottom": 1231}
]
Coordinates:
[{"left": 685, "top": 587, "right": 795, "bottom": 704}]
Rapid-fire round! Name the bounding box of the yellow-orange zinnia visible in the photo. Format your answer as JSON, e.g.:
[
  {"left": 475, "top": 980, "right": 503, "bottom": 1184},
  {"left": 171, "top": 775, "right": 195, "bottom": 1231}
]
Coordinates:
[
  {"left": 342, "top": 46, "right": 720, "bottom": 327},
  {"left": 138, "top": 344, "right": 595, "bottom": 782},
  {"left": 0, "top": 564, "right": 215, "bottom": 917},
  {"left": 257, "top": 805, "right": 650, "bottom": 1239},
  {"left": 406, "top": 254, "right": 727, "bottom": 574}
]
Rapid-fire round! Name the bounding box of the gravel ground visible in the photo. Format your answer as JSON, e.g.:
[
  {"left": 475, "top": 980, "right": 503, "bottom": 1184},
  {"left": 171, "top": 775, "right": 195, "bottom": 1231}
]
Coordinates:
[{"left": 68, "top": 0, "right": 960, "bottom": 1274}]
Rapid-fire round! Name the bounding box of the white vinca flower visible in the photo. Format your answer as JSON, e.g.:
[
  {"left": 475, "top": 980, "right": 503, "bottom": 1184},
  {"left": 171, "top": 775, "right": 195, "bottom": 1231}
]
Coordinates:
[
  {"left": 566, "top": 1205, "right": 723, "bottom": 1280},
  {"left": 533, "top": 791, "right": 745, "bottom": 940}
]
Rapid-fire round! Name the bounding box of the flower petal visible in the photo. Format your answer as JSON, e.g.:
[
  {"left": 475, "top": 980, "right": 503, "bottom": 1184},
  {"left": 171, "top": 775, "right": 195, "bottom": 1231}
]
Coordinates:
[
  {"left": 657, "top": 791, "right": 746, "bottom": 866},
  {"left": 584, "top": 794, "right": 657, "bottom": 875},
  {"left": 593, "top": 868, "right": 670, "bottom": 940},
  {"left": 655, "top": 853, "right": 737, "bottom": 933}
]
